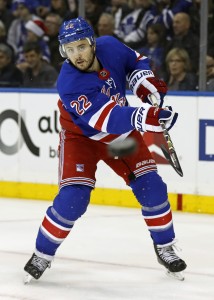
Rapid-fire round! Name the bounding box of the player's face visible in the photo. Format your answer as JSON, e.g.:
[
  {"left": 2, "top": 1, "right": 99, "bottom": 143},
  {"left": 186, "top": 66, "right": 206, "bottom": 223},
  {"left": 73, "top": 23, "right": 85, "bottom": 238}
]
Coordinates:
[{"left": 64, "top": 39, "right": 95, "bottom": 71}]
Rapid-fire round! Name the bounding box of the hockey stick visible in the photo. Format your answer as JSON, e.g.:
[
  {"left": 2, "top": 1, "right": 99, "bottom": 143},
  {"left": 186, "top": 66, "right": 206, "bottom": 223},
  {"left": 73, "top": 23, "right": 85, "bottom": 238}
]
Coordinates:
[{"left": 148, "top": 94, "right": 183, "bottom": 177}]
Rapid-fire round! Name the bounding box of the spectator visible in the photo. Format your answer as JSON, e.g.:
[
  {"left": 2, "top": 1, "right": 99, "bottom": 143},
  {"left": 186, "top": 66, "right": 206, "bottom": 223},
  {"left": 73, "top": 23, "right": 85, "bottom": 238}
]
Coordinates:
[
  {"left": 0, "top": 19, "right": 6, "bottom": 42},
  {"left": 66, "top": 0, "right": 77, "bottom": 19},
  {"left": 164, "top": 12, "right": 199, "bottom": 72},
  {"left": 137, "top": 23, "right": 166, "bottom": 77},
  {"left": 114, "top": 0, "right": 156, "bottom": 49},
  {"left": 85, "top": 0, "right": 107, "bottom": 35},
  {"left": 189, "top": 0, "right": 214, "bottom": 56},
  {"left": 164, "top": 47, "right": 198, "bottom": 91},
  {"left": 35, "top": 0, "right": 51, "bottom": 19},
  {"left": 21, "top": 41, "right": 58, "bottom": 88},
  {"left": 153, "top": 0, "right": 192, "bottom": 38},
  {"left": 106, "top": 0, "right": 132, "bottom": 36},
  {"left": 189, "top": 0, "right": 213, "bottom": 34},
  {"left": 44, "top": 12, "right": 64, "bottom": 71},
  {"left": 7, "top": 0, "right": 40, "bottom": 56},
  {"left": 16, "top": 19, "right": 51, "bottom": 72},
  {"left": 97, "top": 13, "right": 116, "bottom": 37},
  {"left": 0, "top": 0, "right": 15, "bottom": 33},
  {"left": 0, "top": 43, "right": 23, "bottom": 87},
  {"left": 206, "top": 54, "right": 214, "bottom": 91},
  {"left": 0, "top": 20, "right": 15, "bottom": 55},
  {"left": 25, "top": 19, "right": 50, "bottom": 62},
  {"left": 49, "top": 0, "right": 72, "bottom": 21}
]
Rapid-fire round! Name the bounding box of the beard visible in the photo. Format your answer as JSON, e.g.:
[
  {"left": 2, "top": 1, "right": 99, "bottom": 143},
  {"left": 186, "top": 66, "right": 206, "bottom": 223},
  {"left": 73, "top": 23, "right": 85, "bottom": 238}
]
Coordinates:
[{"left": 71, "top": 47, "right": 96, "bottom": 72}]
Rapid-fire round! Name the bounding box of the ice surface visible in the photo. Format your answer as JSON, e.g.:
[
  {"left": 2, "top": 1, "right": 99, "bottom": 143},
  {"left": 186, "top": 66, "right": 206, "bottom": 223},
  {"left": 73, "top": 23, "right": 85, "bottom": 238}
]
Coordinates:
[{"left": 0, "top": 198, "right": 214, "bottom": 300}]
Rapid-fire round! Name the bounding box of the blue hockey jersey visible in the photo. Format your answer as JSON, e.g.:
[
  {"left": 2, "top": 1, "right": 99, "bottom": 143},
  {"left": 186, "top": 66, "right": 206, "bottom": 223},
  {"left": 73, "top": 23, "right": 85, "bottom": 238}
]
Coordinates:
[{"left": 57, "top": 36, "right": 152, "bottom": 144}]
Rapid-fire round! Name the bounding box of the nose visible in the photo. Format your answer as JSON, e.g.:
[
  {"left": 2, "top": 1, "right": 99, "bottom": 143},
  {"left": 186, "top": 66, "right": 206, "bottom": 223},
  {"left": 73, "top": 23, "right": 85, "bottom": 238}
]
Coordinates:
[{"left": 73, "top": 48, "right": 83, "bottom": 59}]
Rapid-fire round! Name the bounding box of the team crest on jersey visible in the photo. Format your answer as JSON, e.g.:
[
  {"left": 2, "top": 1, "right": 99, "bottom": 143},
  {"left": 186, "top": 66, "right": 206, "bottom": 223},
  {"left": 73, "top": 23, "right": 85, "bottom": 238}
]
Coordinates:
[
  {"left": 101, "top": 76, "right": 126, "bottom": 107},
  {"left": 76, "top": 164, "right": 84, "bottom": 172},
  {"left": 98, "top": 68, "right": 110, "bottom": 80}
]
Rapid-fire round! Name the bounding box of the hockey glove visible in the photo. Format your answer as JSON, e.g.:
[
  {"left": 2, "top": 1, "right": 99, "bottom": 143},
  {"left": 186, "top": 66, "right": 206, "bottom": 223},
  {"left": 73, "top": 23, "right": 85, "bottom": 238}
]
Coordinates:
[
  {"left": 128, "top": 70, "right": 167, "bottom": 107},
  {"left": 132, "top": 103, "right": 178, "bottom": 133}
]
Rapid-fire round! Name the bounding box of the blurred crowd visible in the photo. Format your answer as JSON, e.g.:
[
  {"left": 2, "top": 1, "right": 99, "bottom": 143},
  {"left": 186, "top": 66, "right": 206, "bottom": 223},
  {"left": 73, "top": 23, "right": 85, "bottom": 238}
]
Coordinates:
[{"left": 0, "top": 0, "right": 214, "bottom": 91}]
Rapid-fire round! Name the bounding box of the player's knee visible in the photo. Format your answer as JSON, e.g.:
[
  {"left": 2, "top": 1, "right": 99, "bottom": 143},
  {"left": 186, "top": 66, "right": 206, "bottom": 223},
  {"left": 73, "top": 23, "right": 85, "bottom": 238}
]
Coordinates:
[
  {"left": 130, "top": 171, "right": 167, "bottom": 207},
  {"left": 53, "top": 185, "right": 92, "bottom": 221}
]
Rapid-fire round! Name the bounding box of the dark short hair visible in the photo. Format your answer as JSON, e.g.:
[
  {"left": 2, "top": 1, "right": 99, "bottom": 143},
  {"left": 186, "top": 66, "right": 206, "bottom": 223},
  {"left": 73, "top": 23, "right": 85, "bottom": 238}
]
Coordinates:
[{"left": 23, "top": 42, "right": 41, "bottom": 54}]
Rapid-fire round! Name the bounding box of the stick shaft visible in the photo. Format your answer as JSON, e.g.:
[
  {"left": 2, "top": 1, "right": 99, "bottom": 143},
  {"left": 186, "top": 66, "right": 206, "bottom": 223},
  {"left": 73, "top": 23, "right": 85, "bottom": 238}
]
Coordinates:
[{"left": 148, "top": 95, "right": 183, "bottom": 176}]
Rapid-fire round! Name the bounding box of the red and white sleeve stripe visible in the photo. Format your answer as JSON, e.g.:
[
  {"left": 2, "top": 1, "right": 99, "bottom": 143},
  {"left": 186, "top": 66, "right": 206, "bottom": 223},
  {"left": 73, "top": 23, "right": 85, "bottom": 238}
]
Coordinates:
[{"left": 89, "top": 100, "right": 117, "bottom": 132}]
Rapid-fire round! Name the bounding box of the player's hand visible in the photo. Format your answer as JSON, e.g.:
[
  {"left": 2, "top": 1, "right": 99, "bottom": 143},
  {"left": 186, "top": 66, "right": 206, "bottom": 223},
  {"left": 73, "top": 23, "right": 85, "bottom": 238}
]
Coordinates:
[
  {"left": 136, "top": 77, "right": 167, "bottom": 107},
  {"left": 158, "top": 106, "right": 178, "bottom": 131},
  {"left": 132, "top": 103, "right": 178, "bottom": 133},
  {"left": 128, "top": 69, "right": 167, "bottom": 107}
]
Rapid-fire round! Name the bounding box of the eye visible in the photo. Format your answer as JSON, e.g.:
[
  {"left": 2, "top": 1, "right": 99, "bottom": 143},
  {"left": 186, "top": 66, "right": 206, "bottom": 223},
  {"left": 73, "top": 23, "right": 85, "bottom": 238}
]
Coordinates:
[{"left": 78, "top": 45, "right": 86, "bottom": 51}]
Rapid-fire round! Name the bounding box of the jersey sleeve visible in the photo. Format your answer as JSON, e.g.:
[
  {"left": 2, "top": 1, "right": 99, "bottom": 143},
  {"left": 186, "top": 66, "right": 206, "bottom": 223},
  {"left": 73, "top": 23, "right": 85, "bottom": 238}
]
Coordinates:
[
  {"left": 61, "top": 89, "right": 136, "bottom": 135},
  {"left": 108, "top": 36, "right": 152, "bottom": 75}
]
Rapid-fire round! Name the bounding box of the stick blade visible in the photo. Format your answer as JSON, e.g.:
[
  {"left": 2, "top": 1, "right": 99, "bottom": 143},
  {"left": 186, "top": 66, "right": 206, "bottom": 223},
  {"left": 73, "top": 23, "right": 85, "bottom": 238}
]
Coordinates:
[{"left": 160, "top": 145, "right": 183, "bottom": 177}]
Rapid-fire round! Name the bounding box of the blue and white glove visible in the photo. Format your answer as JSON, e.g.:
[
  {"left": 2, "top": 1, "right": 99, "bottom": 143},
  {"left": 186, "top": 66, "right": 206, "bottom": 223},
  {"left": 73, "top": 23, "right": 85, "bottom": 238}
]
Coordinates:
[{"left": 132, "top": 103, "right": 178, "bottom": 133}]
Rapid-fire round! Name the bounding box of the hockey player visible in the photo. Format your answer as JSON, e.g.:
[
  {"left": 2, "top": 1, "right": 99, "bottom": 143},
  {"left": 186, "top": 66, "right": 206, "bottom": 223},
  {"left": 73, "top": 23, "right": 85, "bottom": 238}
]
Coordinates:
[{"left": 24, "top": 17, "right": 187, "bottom": 283}]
